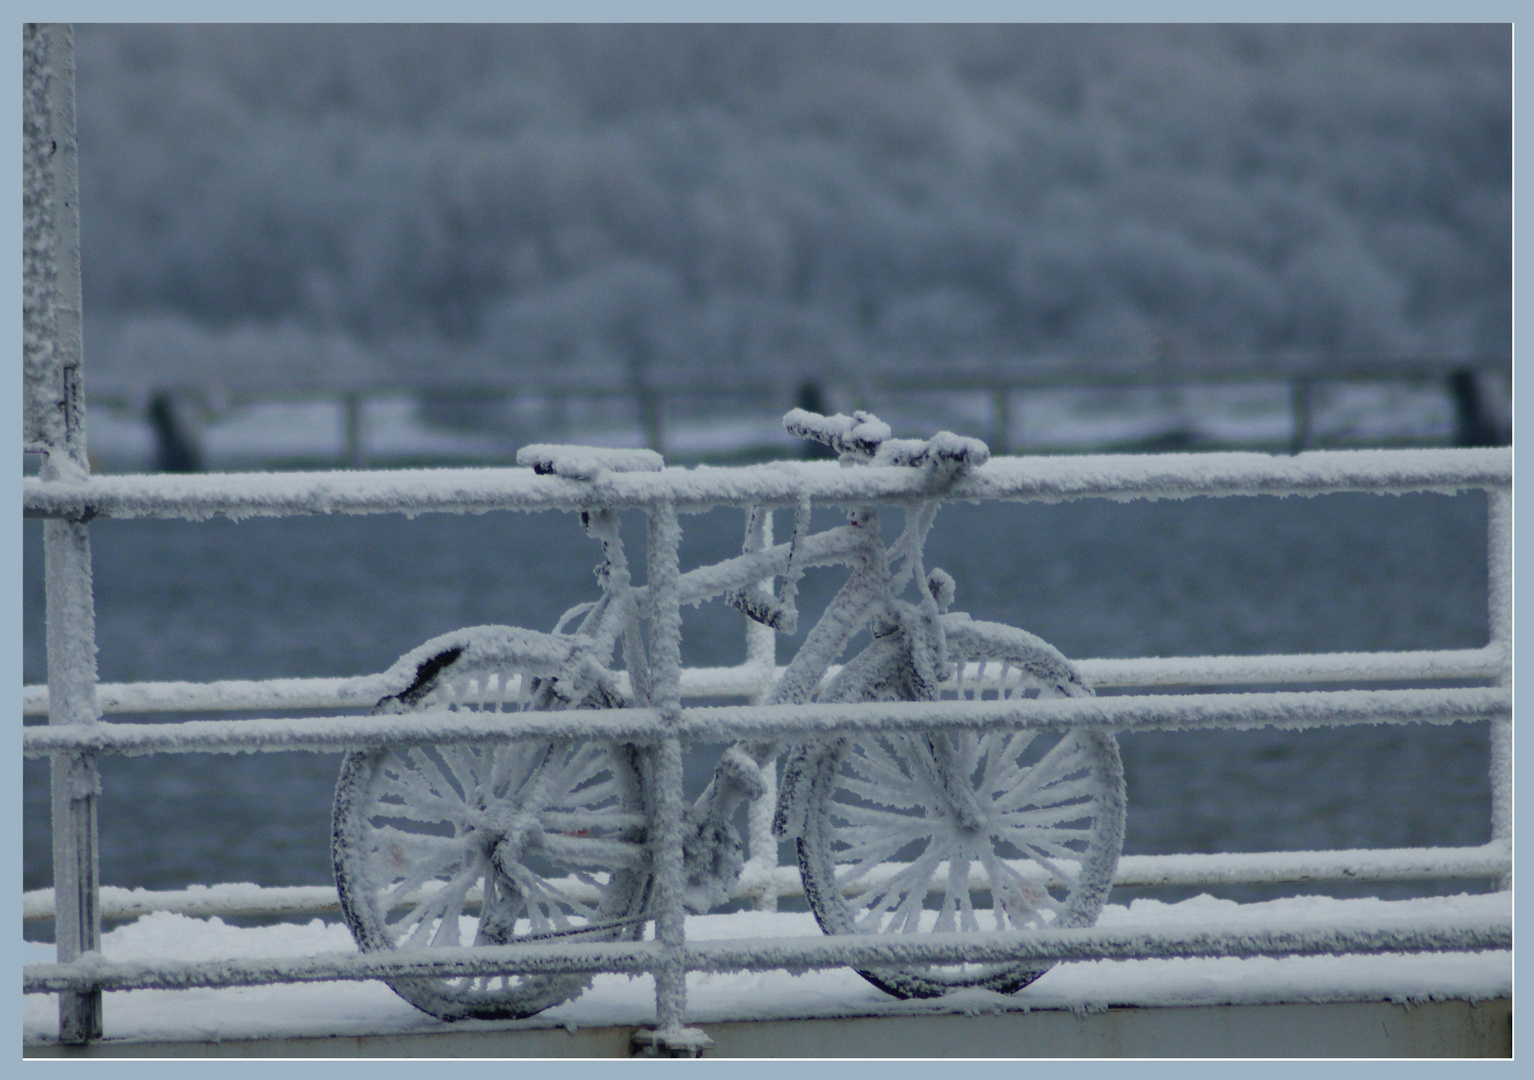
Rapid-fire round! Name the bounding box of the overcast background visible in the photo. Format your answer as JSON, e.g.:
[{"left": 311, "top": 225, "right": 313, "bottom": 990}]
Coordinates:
[{"left": 73, "top": 23, "right": 1511, "bottom": 399}]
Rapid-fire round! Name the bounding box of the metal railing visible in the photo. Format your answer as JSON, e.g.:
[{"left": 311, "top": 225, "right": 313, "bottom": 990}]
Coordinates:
[
  {"left": 22, "top": 23, "right": 1512, "bottom": 1052},
  {"left": 22, "top": 446, "right": 1513, "bottom": 1049}
]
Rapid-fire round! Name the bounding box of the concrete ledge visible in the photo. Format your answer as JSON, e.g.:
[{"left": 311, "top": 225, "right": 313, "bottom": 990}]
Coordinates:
[{"left": 26, "top": 997, "right": 1511, "bottom": 1058}]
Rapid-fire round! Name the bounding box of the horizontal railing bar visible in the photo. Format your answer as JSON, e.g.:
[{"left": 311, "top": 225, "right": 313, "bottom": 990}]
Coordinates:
[
  {"left": 20, "top": 663, "right": 776, "bottom": 717},
  {"left": 1076, "top": 647, "right": 1505, "bottom": 689},
  {"left": 1108, "top": 843, "right": 1512, "bottom": 888},
  {"left": 21, "top": 647, "right": 1503, "bottom": 717},
  {"left": 24, "top": 914, "right": 1510, "bottom": 994},
  {"left": 21, "top": 687, "right": 1510, "bottom": 758},
  {"left": 23, "top": 447, "right": 1510, "bottom": 521},
  {"left": 681, "top": 916, "right": 1511, "bottom": 975},
  {"left": 22, "top": 843, "right": 1510, "bottom": 923}
]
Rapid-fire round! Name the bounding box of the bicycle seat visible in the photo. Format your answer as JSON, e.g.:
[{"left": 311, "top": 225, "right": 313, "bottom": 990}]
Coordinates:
[{"left": 517, "top": 444, "right": 665, "bottom": 480}]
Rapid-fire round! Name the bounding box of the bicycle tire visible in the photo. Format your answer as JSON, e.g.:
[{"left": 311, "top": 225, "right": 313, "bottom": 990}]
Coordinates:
[
  {"left": 795, "top": 615, "right": 1125, "bottom": 999},
  {"left": 331, "top": 626, "right": 653, "bottom": 1021}
]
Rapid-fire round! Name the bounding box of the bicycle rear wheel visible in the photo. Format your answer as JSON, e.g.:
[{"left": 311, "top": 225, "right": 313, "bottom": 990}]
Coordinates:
[
  {"left": 796, "top": 617, "right": 1125, "bottom": 998},
  {"left": 332, "top": 627, "right": 652, "bottom": 1021}
]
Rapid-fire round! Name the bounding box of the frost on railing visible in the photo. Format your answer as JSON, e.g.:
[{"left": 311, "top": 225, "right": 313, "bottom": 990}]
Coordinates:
[
  {"left": 21, "top": 17, "right": 1508, "bottom": 1058},
  {"left": 22, "top": 439, "right": 1512, "bottom": 1050},
  {"left": 25, "top": 909, "right": 1512, "bottom": 996},
  {"left": 22, "top": 842, "right": 1512, "bottom": 924}
]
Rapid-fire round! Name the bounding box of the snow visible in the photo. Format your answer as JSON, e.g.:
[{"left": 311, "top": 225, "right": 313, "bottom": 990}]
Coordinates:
[
  {"left": 22, "top": 893, "right": 1510, "bottom": 1046},
  {"left": 22, "top": 646, "right": 1506, "bottom": 717},
  {"left": 22, "top": 841, "right": 1509, "bottom": 926},
  {"left": 24, "top": 446, "right": 1511, "bottom": 525},
  {"left": 21, "top": 686, "right": 1511, "bottom": 759},
  {"left": 516, "top": 444, "right": 663, "bottom": 479}
]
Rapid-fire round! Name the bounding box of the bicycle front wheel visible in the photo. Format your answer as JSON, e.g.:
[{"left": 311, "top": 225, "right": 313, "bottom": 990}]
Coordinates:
[
  {"left": 796, "top": 617, "right": 1125, "bottom": 999},
  {"left": 332, "top": 628, "right": 652, "bottom": 1021}
]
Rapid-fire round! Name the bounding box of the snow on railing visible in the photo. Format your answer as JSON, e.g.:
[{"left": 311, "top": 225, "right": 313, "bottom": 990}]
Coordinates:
[
  {"left": 25, "top": 911, "right": 1512, "bottom": 996},
  {"left": 19, "top": 645, "right": 1508, "bottom": 716},
  {"left": 22, "top": 842, "right": 1512, "bottom": 924},
  {"left": 18, "top": 686, "right": 1514, "bottom": 756},
  {"left": 21, "top": 445, "right": 1512, "bottom": 521},
  {"left": 23, "top": 25, "right": 1512, "bottom": 1050},
  {"left": 23, "top": 447, "right": 1512, "bottom": 1050}
]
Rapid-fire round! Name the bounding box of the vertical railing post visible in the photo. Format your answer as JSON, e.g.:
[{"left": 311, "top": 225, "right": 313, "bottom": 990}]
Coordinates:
[
  {"left": 1487, "top": 486, "right": 1512, "bottom": 888},
  {"left": 990, "top": 385, "right": 1012, "bottom": 455},
  {"left": 1290, "top": 377, "right": 1313, "bottom": 454},
  {"left": 639, "top": 389, "right": 665, "bottom": 456},
  {"left": 632, "top": 499, "right": 711, "bottom": 1056},
  {"left": 26, "top": 22, "right": 103, "bottom": 1044},
  {"left": 742, "top": 510, "right": 780, "bottom": 911},
  {"left": 342, "top": 391, "right": 366, "bottom": 469}
]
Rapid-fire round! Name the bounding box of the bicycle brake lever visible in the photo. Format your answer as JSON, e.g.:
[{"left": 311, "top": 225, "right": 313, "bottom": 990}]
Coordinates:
[{"left": 517, "top": 444, "right": 663, "bottom": 480}]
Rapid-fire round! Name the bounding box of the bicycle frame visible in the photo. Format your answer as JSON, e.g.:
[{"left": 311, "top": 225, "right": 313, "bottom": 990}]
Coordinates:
[{"left": 542, "top": 468, "right": 967, "bottom": 915}]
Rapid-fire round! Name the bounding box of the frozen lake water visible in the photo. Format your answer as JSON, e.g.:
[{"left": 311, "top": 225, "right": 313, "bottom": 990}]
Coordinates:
[{"left": 23, "top": 487, "right": 1494, "bottom": 909}]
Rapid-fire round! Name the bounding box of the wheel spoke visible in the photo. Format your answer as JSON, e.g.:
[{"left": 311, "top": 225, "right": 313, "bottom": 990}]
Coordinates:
[
  {"left": 993, "top": 737, "right": 1089, "bottom": 809},
  {"left": 1006, "top": 838, "right": 1080, "bottom": 895},
  {"left": 994, "top": 772, "right": 1097, "bottom": 816},
  {"left": 833, "top": 825, "right": 936, "bottom": 887},
  {"left": 543, "top": 743, "right": 606, "bottom": 798},
  {"left": 951, "top": 850, "right": 981, "bottom": 933},
  {"left": 376, "top": 775, "right": 479, "bottom": 826},
  {"left": 394, "top": 858, "right": 485, "bottom": 948},
  {"left": 999, "top": 802, "right": 1099, "bottom": 831},
  {"left": 831, "top": 774, "right": 931, "bottom": 814},
  {"left": 886, "top": 848, "right": 950, "bottom": 934},
  {"left": 488, "top": 741, "right": 526, "bottom": 798},
  {"left": 440, "top": 744, "right": 487, "bottom": 803},
  {"left": 843, "top": 738, "right": 920, "bottom": 790},
  {"left": 370, "top": 827, "right": 470, "bottom": 886},
  {"left": 979, "top": 729, "right": 1038, "bottom": 793},
  {"left": 980, "top": 849, "right": 1060, "bottom": 926},
  {"left": 934, "top": 848, "right": 971, "bottom": 933},
  {"left": 850, "top": 845, "right": 947, "bottom": 932},
  {"left": 391, "top": 747, "right": 461, "bottom": 809}
]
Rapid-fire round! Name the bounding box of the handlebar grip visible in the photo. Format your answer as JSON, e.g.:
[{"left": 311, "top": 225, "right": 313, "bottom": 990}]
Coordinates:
[
  {"left": 784, "top": 409, "right": 990, "bottom": 474},
  {"left": 783, "top": 408, "right": 891, "bottom": 457}
]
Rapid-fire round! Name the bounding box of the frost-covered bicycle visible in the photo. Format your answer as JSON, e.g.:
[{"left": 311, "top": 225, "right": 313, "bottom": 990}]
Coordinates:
[{"left": 330, "top": 409, "right": 1126, "bottom": 1021}]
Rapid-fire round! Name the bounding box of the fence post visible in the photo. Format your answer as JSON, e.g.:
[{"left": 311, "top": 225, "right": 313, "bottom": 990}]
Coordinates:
[
  {"left": 633, "top": 500, "right": 711, "bottom": 1056},
  {"left": 990, "top": 385, "right": 1012, "bottom": 455},
  {"left": 638, "top": 389, "right": 665, "bottom": 455},
  {"left": 26, "top": 22, "right": 103, "bottom": 1044},
  {"left": 1487, "top": 487, "right": 1511, "bottom": 888},
  {"left": 342, "top": 392, "right": 366, "bottom": 468},
  {"left": 742, "top": 509, "right": 780, "bottom": 911},
  {"left": 1290, "top": 378, "right": 1313, "bottom": 454}
]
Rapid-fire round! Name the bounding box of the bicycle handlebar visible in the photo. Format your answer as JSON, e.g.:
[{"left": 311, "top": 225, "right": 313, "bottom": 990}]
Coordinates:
[
  {"left": 783, "top": 408, "right": 892, "bottom": 457},
  {"left": 783, "top": 408, "right": 990, "bottom": 474}
]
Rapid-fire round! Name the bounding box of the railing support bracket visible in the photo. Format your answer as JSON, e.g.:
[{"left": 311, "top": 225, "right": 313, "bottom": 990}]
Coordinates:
[{"left": 631, "top": 1027, "right": 714, "bottom": 1058}]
